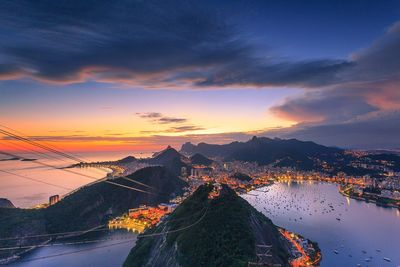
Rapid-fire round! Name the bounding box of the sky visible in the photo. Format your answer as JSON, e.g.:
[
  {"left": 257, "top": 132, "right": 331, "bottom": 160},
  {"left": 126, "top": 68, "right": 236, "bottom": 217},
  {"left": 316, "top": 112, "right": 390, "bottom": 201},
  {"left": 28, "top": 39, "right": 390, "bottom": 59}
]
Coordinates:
[{"left": 1, "top": 0, "right": 400, "bottom": 151}]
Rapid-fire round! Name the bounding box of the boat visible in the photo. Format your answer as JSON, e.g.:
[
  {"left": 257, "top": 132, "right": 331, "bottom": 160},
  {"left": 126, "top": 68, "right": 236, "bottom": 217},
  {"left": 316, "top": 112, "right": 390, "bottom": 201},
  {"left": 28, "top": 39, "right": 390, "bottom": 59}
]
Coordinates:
[
  {"left": 383, "top": 257, "right": 391, "bottom": 262},
  {"left": 333, "top": 250, "right": 339, "bottom": 254}
]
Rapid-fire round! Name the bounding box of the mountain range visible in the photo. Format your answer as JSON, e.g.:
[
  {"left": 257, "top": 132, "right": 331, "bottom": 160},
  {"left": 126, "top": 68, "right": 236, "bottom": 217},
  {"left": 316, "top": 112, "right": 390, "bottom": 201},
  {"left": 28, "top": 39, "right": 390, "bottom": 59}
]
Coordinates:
[{"left": 181, "top": 136, "right": 343, "bottom": 170}]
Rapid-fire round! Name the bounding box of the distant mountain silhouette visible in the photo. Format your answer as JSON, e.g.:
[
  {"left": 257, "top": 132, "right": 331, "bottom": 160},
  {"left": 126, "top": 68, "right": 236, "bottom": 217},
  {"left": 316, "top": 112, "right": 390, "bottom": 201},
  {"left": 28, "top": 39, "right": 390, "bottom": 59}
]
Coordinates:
[
  {"left": 0, "top": 198, "right": 15, "bottom": 209},
  {"left": 190, "top": 153, "right": 213, "bottom": 166},
  {"left": 148, "top": 146, "right": 189, "bottom": 176},
  {"left": 117, "top": 155, "right": 137, "bottom": 163},
  {"left": 0, "top": 166, "right": 187, "bottom": 261},
  {"left": 181, "top": 136, "right": 342, "bottom": 170}
]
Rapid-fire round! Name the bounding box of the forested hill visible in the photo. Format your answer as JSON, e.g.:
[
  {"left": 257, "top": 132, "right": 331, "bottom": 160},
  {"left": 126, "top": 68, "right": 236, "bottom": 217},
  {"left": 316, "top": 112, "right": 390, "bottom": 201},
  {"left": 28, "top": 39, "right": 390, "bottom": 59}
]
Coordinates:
[
  {"left": 0, "top": 166, "right": 187, "bottom": 261},
  {"left": 124, "top": 184, "right": 291, "bottom": 267}
]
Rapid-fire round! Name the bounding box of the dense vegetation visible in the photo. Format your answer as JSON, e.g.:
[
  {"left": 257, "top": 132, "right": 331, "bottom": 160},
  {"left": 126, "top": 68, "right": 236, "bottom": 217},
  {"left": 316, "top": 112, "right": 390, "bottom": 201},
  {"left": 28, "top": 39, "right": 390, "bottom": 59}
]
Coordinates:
[
  {"left": 0, "top": 166, "right": 187, "bottom": 261},
  {"left": 0, "top": 208, "right": 46, "bottom": 259},
  {"left": 124, "top": 184, "right": 290, "bottom": 267},
  {"left": 45, "top": 166, "right": 186, "bottom": 232}
]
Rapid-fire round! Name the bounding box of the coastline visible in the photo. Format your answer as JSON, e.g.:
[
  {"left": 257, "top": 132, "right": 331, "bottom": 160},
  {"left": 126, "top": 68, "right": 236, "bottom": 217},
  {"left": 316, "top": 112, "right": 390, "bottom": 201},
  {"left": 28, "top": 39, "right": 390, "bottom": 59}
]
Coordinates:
[
  {"left": 338, "top": 186, "right": 400, "bottom": 209},
  {"left": 0, "top": 166, "right": 119, "bottom": 265}
]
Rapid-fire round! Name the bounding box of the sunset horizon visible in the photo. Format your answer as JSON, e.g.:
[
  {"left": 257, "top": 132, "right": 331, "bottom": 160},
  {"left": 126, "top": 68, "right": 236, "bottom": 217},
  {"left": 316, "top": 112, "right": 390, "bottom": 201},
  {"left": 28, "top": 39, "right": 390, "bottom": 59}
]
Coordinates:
[{"left": 1, "top": 1, "right": 399, "bottom": 267}]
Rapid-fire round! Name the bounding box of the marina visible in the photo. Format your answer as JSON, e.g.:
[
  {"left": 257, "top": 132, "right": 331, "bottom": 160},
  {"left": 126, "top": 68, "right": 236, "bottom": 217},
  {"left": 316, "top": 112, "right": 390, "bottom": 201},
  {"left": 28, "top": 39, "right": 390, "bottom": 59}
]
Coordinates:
[{"left": 243, "top": 181, "right": 400, "bottom": 266}]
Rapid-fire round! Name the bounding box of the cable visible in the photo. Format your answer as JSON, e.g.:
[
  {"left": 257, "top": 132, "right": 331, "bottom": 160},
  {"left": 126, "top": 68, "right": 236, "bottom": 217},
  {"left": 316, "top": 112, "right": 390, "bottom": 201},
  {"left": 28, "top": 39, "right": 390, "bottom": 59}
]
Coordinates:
[
  {"left": 0, "top": 226, "right": 108, "bottom": 242},
  {"left": 4, "top": 239, "right": 136, "bottom": 264},
  {"left": 138, "top": 205, "right": 209, "bottom": 237},
  {"left": 0, "top": 169, "right": 73, "bottom": 191},
  {"left": 0, "top": 128, "right": 86, "bottom": 163},
  {"left": 0, "top": 205, "right": 209, "bottom": 250},
  {"left": 0, "top": 151, "right": 156, "bottom": 195},
  {"left": 120, "top": 176, "right": 156, "bottom": 190},
  {"left": 0, "top": 127, "right": 156, "bottom": 192},
  {"left": 0, "top": 139, "right": 106, "bottom": 176},
  {"left": 0, "top": 124, "right": 96, "bottom": 164},
  {"left": 0, "top": 236, "right": 134, "bottom": 251}
]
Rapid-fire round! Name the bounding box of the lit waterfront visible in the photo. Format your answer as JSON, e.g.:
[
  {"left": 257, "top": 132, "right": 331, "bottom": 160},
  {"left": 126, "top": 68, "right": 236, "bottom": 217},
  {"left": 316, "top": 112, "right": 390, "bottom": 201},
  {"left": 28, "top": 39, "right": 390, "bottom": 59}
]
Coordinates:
[{"left": 243, "top": 181, "right": 400, "bottom": 267}]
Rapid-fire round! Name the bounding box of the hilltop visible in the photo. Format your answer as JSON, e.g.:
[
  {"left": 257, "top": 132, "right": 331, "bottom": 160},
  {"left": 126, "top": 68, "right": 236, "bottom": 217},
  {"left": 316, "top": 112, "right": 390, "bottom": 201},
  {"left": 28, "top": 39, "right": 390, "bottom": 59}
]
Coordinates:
[
  {"left": 0, "top": 166, "right": 187, "bottom": 261},
  {"left": 147, "top": 146, "right": 190, "bottom": 176},
  {"left": 181, "top": 136, "right": 344, "bottom": 171},
  {"left": 45, "top": 166, "right": 187, "bottom": 233},
  {"left": 0, "top": 198, "right": 15, "bottom": 209},
  {"left": 124, "top": 184, "right": 291, "bottom": 267},
  {"left": 190, "top": 153, "right": 213, "bottom": 166}
]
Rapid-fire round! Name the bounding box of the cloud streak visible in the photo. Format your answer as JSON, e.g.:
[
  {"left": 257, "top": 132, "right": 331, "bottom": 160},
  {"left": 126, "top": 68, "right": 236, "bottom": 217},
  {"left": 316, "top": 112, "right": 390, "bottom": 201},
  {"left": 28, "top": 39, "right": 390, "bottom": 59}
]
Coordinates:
[
  {"left": 136, "top": 112, "right": 188, "bottom": 125},
  {"left": 0, "top": 0, "right": 353, "bottom": 89},
  {"left": 266, "top": 21, "right": 400, "bottom": 148}
]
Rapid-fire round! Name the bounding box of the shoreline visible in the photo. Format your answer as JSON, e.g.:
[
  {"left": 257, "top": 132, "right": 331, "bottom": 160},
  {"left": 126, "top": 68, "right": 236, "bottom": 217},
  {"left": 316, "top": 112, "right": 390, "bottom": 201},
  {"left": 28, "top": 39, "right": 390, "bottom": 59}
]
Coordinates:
[{"left": 338, "top": 186, "right": 400, "bottom": 209}]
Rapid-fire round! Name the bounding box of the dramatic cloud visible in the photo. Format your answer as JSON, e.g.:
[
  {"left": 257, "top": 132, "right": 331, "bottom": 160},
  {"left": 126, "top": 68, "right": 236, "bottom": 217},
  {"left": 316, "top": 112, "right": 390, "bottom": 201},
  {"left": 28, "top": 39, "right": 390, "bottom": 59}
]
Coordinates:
[
  {"left": 267, "top": 21, "right": 400, "bottom": 148},
  {"left": 1, "top": 1, "right": 399, "bottom": 149},
  {"left": 271, "top": 90, "right": 378, "bottom": 123},
  {"left": 0, "top": 0, "right": 352, "bottom": 89}
]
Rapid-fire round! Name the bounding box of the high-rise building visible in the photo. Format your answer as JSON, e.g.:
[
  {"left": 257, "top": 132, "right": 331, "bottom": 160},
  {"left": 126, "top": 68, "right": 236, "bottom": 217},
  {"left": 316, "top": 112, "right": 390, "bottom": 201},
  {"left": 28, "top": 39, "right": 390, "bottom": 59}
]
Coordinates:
[{"left": 49, "top": 194, "right": 60, "bottom": 205}]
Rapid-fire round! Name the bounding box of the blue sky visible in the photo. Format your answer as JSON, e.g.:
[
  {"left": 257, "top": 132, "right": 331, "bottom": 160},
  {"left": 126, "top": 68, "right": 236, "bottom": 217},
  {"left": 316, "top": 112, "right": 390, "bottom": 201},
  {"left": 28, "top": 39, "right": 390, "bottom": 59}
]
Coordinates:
[{"left": 1, "top": 0, "right": 400, "bottom": 150}]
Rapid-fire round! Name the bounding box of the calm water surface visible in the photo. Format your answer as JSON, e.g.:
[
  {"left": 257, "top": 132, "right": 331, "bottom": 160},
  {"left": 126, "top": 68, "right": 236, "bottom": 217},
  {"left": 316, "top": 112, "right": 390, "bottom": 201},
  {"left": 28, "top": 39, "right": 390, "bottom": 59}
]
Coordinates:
[
  {"left": 8, "top": 230, "right": 137, "bottom": 267},
  {"left": 0, "top": 151, "right": 152, "bottom": 208},
  {"left": 243, "top": 181, "right": 400, "bottom": 267}
]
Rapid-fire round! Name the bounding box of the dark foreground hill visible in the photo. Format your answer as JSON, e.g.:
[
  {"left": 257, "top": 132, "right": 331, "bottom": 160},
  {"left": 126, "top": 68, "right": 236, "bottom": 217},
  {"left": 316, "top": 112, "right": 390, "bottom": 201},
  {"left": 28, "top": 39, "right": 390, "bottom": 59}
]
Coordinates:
[
  {"left": 190, "top": 153, "right": 213, "bottom": 166},
  {"left": 0, "top": 166, "right": 187, "bottom": 261},
  {"left": 0, "top": 198, "right": 15, "bottom": 208},
  {"left": 45, "top": 166, "right": 187, "bottom": 233},
  {"left": 181, "top": 136, "right": 343, "bottom": 170},
  {"left": 147, "top": 146, "right": 190, "bottom": 176},
  {"left": 124, "top": 184, "right": 291, "bottom": 267}
]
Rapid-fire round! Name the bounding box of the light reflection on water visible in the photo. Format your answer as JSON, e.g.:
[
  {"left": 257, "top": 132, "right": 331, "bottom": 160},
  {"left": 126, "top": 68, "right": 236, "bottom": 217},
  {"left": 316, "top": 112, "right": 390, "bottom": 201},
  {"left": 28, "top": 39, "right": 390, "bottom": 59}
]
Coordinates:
[{"left": 243, "top": 181, "right": 400, "bottom": 267}]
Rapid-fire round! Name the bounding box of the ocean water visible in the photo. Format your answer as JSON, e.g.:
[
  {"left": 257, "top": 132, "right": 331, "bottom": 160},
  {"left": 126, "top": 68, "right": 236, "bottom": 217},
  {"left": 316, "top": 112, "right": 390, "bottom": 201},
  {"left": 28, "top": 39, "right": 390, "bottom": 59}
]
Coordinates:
[
  {"left": 0, "top": 150, "right": 151, "bottom": 208},
  {"left": 243, "top": 181, "right": 400, "bottom": 267},
  {"left": 7, "top": 230, "right": 137, "bottom": 267}
]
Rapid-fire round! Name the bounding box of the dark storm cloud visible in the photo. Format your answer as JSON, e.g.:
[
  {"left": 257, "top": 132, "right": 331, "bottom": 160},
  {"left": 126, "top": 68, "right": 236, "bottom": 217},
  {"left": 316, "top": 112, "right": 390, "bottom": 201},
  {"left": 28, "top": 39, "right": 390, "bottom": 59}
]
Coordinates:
[{"left": 0, "top": 0, "right": 352, "bottom": 88}]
